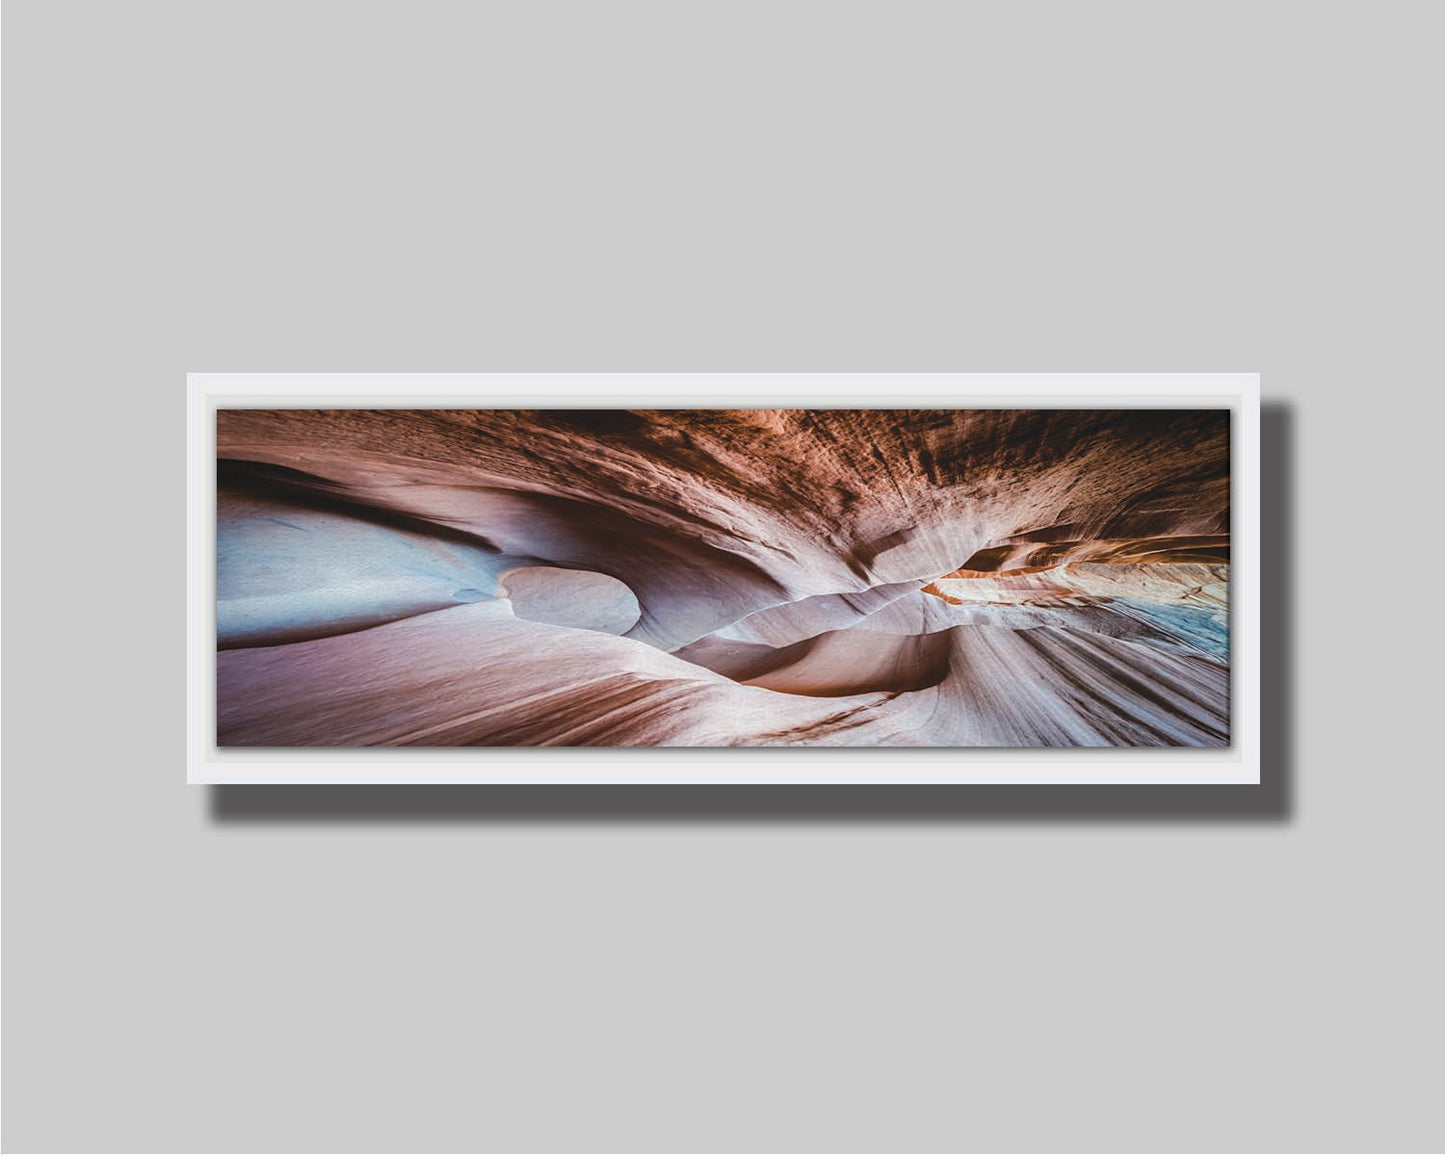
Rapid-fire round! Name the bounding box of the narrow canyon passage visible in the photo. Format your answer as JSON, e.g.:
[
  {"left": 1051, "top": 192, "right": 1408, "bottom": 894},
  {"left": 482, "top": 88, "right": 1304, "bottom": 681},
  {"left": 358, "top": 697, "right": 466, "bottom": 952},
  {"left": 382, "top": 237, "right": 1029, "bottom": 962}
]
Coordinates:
[{"left": 215, "top": 408, "right": 1229, "bottom": 747}]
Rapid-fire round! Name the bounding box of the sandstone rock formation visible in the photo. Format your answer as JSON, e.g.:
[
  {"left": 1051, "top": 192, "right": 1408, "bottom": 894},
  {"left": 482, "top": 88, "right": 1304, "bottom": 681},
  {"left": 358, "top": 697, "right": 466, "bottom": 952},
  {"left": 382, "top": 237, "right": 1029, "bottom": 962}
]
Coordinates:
[{"left": 215, "top": 408, "right": 1230, "bottom": 747}]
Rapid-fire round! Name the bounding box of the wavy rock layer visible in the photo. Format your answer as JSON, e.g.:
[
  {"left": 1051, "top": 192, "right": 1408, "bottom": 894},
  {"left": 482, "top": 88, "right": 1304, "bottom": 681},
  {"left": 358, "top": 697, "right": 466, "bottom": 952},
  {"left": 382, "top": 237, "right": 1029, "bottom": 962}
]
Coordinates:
[{"left": 216, "top": 408, "right": 1230, "bottom": 747}]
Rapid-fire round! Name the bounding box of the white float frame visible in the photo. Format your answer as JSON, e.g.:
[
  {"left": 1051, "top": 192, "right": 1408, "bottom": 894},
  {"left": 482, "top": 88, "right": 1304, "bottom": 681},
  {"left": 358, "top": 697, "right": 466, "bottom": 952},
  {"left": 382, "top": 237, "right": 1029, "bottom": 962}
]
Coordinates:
[{"left": 188, "top": 373, "right": 1260, "bottom": 784}]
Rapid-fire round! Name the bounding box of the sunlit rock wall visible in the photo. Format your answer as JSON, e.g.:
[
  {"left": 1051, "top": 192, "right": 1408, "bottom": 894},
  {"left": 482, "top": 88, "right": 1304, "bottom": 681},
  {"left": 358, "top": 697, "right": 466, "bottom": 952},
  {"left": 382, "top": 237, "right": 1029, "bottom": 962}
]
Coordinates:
[{"left": 216, "top": 408, "right": 1230, "bottom": 747}]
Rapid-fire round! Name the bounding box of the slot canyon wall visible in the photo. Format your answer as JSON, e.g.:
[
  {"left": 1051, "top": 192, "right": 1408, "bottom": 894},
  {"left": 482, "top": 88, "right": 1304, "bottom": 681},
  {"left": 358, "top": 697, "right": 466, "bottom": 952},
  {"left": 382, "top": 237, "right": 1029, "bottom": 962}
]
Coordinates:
[{"left": 216, "top": 407, "right": 1230, "bottom": 747}]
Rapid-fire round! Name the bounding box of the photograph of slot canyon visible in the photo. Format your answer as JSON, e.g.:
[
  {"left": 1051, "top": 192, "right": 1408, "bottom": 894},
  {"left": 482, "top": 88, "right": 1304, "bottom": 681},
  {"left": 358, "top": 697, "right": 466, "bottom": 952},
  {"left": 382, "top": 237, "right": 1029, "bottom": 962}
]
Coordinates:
[{"left": 215, "top": 407, "right": 1230, "bottom": 748}]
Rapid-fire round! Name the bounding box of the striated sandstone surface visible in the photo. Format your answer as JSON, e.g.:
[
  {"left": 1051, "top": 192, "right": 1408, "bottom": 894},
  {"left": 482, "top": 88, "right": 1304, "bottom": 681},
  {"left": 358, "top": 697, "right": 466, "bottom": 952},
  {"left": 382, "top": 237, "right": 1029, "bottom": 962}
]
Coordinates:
[{"left": 216, "top": 408, "right": 1230, "bottom": 747}]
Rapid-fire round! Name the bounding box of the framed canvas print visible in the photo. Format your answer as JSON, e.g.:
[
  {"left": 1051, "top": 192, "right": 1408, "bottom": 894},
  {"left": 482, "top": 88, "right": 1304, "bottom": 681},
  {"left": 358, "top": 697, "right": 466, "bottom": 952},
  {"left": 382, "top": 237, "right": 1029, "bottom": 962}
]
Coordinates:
[{"left": 188, "top": 373, "right": 1260, "bottom": 784}]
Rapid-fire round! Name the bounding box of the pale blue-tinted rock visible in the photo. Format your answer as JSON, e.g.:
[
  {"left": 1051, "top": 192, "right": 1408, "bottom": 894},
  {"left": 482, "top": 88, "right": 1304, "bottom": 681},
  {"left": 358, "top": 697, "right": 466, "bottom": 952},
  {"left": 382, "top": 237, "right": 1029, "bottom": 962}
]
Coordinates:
[{"left": 217, "top": 493, "right": 509, "bottom": 647}]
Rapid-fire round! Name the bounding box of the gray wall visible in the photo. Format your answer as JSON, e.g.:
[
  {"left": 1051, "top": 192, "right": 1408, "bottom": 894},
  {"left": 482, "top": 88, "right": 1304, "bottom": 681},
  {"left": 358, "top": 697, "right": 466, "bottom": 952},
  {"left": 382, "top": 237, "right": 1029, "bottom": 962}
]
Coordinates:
[{"left": 4, "top": 2, "right": 1440, "bottom": 1151}]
